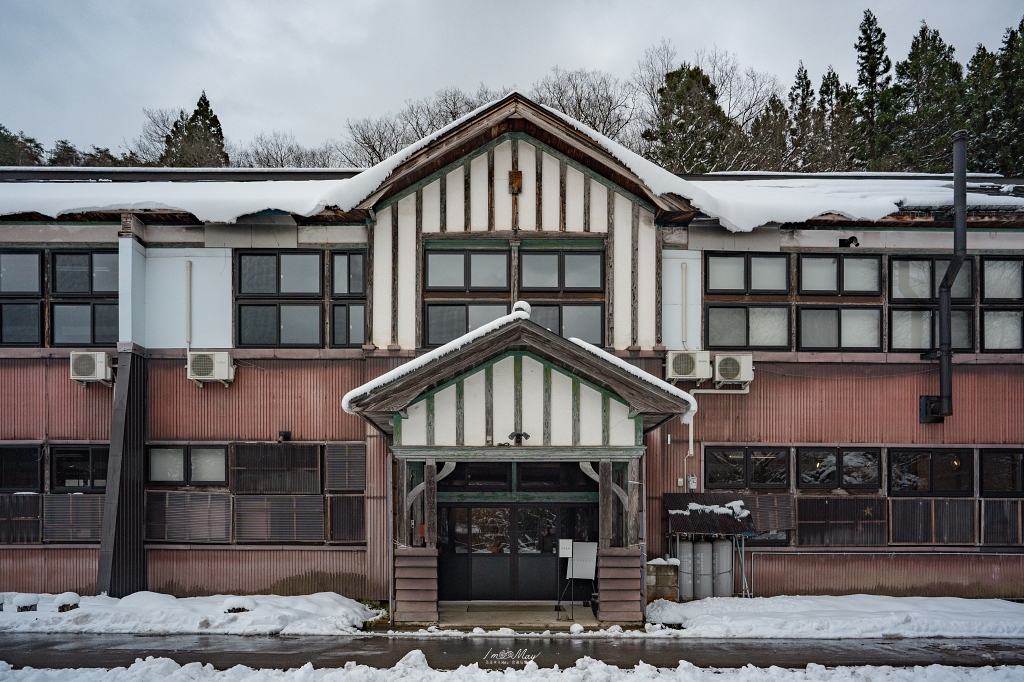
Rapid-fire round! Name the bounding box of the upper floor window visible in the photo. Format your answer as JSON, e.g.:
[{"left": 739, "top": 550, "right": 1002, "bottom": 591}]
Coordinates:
[
  {"left": 889, "top": 449, "right": 973, "bottom": 496},
  {"left": 706, "top": 305, "right": 789, "bottom": 350},
  {"left": 236, "top": 250, "right": 324, "bottom": 348},
  {"left": 0, "top": 445, "right": 41, "bottom": 492},
  {"left": 52, "top": 252, "right": 118, "bottom": 295},
  {"left": 981, "top": 449, "right": 1023, "bottom": 497},
  {"left": 331, "top": 251, "right": 366, "bottom": 348},
  {"left": 889, "top": 307, "right": 974, "bottom": 352},
  {"left": 797, "top": 447, "right": 880, "bottom": 490},
  {"left": 425, "top": 302, "right": 509, "bottom": 346},
  {"left": 706, "top": 253, "right": 788, "bottom": 294},
  {"left": 238, "top": 251, "right": 322, "bottom": 297},
  {"left": 890, "top": 256, "right": 973, "bottom": 301},
  {"left": 981, "top": 258, "right": 1023, "bottom": 302},
  {"left": 705, "top": 446, "right": 789, "bottom": 490},
  {"left": 530, "top": 303, "right": 603, "bottom": 345},
  {"left": 148, "top": 445, "right": 227, "bottom": 486},
  {"left": 799, "top": 255, "right": 881, "bottom": 295},
  {"left": 1, "top": 252, "right": 42, "bottom": 295},
  {"left": 426, "top": 250, "right": 510, "bottom": 291},
  {"left": 52, "top": 445, "right": 108, "bottom": 492},
  {"left": 520, "top": 251, "right": 603, "bottom": 291}
]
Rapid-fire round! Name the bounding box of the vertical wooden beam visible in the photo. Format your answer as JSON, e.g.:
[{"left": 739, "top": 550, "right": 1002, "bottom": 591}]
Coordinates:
[
  {"left": 601, "top": 394, "right": 610, "bottom": 446},
  {"left": 485, "top": 365, "right": 493, "bottom": 446},
  {"left": 391, "top": 206, "right": 399, "bottom": 347},
  {"left": 542, "top": 365, "right": 551, "bottom": 446},
  {"left": 439, "top": 174, "right": 447, "bottom": 233},
  {"left": 606, "top": 191, "right": 615, "bottom": 348},
  {"left": 571, "top": 379, "right": 580, "bottom": 446},
  {"left": 397, "top": 458, "right": 409, "bottom": 546},
  {"left": 627, "top": 457, "right": 640, "bottom": 546},
  {"left": 365, "top": 219, "right": 374, "bottom": 347},
  {"left": 559, "top": 160, "right": 567, "bottom": 232},
  {"left": 415, "top": 189, "right": 423, "bottom": 349},
  {"left": 463, "top": 163, "right": 471, "bottom": 232},
  {"left": 514, "top": 354, "right": 522, "bottom": 436},
  {"left": 631, "top": 202, "right": 639, "bottom": 347},
  {"left": 535, "top": 146, "right": 543, "bottom": 231},
  {"left": 511, "top": 140, "right": 519, "bottom": 230},
  {"left": 510, "top": 239, "right": 520, "bottom": 303},
  {"left": 426, "top": 395, "right": 435, "bottom": 446},
  {"left": 487, "top": 148, "right": 495, "bottom": 231},
  {"left": 424, "top": 460, "right": 437, "bottom": 547},
  {"left": 455, "top": 380, "right": 464, "bottom": 446},
  {"left": 583, "top": 175, "right": 591, "bottom": 232},
  {"left": 655, "top": 222, "right": 663, "bottom": 347},
  {"left": 599, "top": 460, "right": 613, "bottom": 550}
]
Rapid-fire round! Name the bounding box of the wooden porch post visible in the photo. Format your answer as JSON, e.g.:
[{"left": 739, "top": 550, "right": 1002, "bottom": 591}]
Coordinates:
[
  {"left": 424, "top": 459, "right": 437, "bottom": 547},
  {"left": 599, "top": 460, "right": 613, "bottom": 549},
  {"left": 397, "top": 458, "right": 409, "bottom": 546},
  {"left": 627, "top": 457, "right": 640, "bottom": 546}
]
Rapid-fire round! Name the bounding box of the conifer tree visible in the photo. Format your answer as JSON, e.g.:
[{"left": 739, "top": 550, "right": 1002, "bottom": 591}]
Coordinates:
[
  {"left": 745, "top": 93, "right": 791, "bottom": 170},
  {"left": 788, "top": 62, "right": 816, "bottom": 168},
  {"left": 989, "top": 17, "right": 1024, "bottom": 176},
  {"left": 159, "top": 91, "right": 230, "bottom": 167},
  {"left": 963, "top": 44, "right": 1000, "bottom": 172},
  {"left": 810, "top": 67, "right": 858, "bottom": 171},
  {"left": 0, "top": 125, "right": 44, "bottom": 165},
  {"left": 891, "top": 22, "right": 964, "bottom": 172},
  {"left": 854, "top": 9, "right": 893, "bottom": 167}
]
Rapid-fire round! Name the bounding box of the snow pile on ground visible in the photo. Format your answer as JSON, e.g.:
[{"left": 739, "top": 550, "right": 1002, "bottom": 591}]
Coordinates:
[
  {"left": 0, "top": 591, "right": 381, "bottom": 635},
  {"left": 0, "top": 652, "right": 1021, "bottom": 682},
  {"left": 646, "top": 595, "right": 1024, "bottom": 639}
]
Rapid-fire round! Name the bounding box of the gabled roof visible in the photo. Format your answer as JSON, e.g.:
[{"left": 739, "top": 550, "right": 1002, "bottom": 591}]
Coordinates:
[{"left": 342, "top": 304, "right": 696, "bottom": 437}]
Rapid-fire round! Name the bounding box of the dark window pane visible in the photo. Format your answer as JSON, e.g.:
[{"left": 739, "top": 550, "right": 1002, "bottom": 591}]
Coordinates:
[
  {"left": 935, "top": 259, "right": 972, "bottom": 299},
  {"left": 530, "top": 305, "right": 559, "bottom": 335},
  {"left": 333, "top": 254, "right": 349, "bottom": 295},
  {"left": 349, "top": 253, "right": 364, "bottom": 294},
  {"left": 54, "top": 253, "right": 91, "bottom": 293},
  {"left": 427, "top": 253, "right": 465, "bottom": 288},
  {"left": 1, "top": 447, "right": 40, "bottom": 490},
  {"left": 439, "top": 506, "right": 470, "bottom": 553},
  {"left": 94, "top": 304, "right": 118, "bottom": 344},
  {"left": 427, "top": 305, "right": 466, "bottom": 345},
  {"left": 469, "top": 253, "right": 508, "bottom": 289},
  {"left": 841, "top": 449, "right": 880, "bottom": 488},
  {"left": 348, "top": 304, "right": 365, "bottom": 345},
  {"left": 2, "top": 303, "right": 40, "bottom": 344},
  {"left": 333, "top": 305, "right": 348, "bottom": 345},
  {"left": 239, "top": 254, "right": 277, "bottom": 294},
  {"left": 750, "top": 256, "right": 787, "bottom": 291},
  {"left": 706, "top": 449, "right": 745, "bottom": 487},
  {"left": 467, "top": 462, "right": 510, "bottom": 488},
  {"left": 280, "top": 253, "right": 320, "bottom": 294},
  {"left": 801, "top": 309, "right": 838, "bottom": 348},
  {"left": 951, "top": 310, "right": 973, "bottom": 350},
  {"left": 933, "top": 451, "right": 972, "bottom": 494},
  {"left": 562, "top": 305, "right": 602, "bottom": 344},
  {"left": 707, "top": 256, "right": 745, "bottom": 291},
  {"left": 517, "top": 507, "right": 557, "bottom": 554},
  {"left": 91, "top": 253, "right": 119, "bottom": 292},
  {"left": 239, "top": 305, "right": 277, "bottom": 346},
  {"left": 471, "top": 507, "right": 509, "bottom": 553},
  {"left": 53, "top": 304, "right": 92, "bottom": 344},
  {"left": 564, "top": 253, "right": 601, "bottom": 289},
  {"left": 279, "top": 304, "right": 320, "bottom": 345},
  {"left": 1, "top": 253, "right": 40, "bottom": 293},
  {"left": 54, "top": 449, "right": 90, "bottom": 489},
  {"left": 707, "top": 307, "right": 746, "bottom": 347},
  {"left": 560, "top": 505, "right": 599, "bottom": 543},
  {"left": 982, "top": 450, "right": 1022, "bottom": 495},
  {"left": 750, "top": 448, "right": 788, "bottom": 487},
  {"left": 519, "top": 463, "right": 561, "bottom": 490},
  {"left": 468, "top": 304, "right": 506, "bottom": 332},
  {"left": 890, "top": 451, "right": 930, "bottom": 492},
  {"left": 798, "top": 449, "right": 837, "bottom": 488},
  {"left": 91, "top": 448, "right": 108, "bottom": 488},
  {"left": 521, "top": 253, "right": 559, "bottom": 288}
]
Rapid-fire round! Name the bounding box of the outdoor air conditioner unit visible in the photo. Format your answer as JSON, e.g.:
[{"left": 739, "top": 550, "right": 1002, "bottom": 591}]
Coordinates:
[
  {"left": 70, "top": 352, "right": 113, "bottom": 385},
  {"left": 187, "top": 351, "right": 235, "bottom": 387},
  {"left": 665, "top": 350, "right": 712, "bottom": 381},
  {"left": 713, "top": 353, "right": 754, "bottom": 386}
]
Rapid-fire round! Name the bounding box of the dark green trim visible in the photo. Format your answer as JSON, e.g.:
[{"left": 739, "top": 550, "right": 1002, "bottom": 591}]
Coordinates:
[
  {"left": 514, "top": 354, "right": 523, "bottom": 435},
  {"left": 543, "top": 365, "right": 552, "bottom": 446},
  {"left": 393, "top": 415, "right": 403, "bottom": 446},
  {"left": 392, "top": 445, "right": 645, "bottom": 462},
  {"left": 455, "top": 379, "right": 465, "bottom": 446},
  {"left": 602, "top": 394, "right": 610, "bottom": 446},
  {"left": 519, "top": 238, "right": 606, "bottom": 249},
  {"left": 422, "top": 238, "right": 511, "bottom": 249},
  {"left": 438, "top": 491, "right": 599, "bottom": 504}
]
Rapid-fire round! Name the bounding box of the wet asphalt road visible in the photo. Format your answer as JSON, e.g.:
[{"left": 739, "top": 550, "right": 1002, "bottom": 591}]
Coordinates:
[{"left": 1, "top": 634, "right": 1023, "bottom": 670}]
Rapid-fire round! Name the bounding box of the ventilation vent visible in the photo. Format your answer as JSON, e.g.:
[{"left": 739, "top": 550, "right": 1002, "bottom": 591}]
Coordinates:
[
  {"left": 42, "top": 494, "right": 104, "bottom": 542},
  {"left": 665, "top": 351, "right": 711, "bottom": 380},
  {"left": 231, "top": 443, "right": 321, "bottom": 494},
  {"left": 0, "top": 494, "right": 41, "bottom": 544},
  {"left": 890, "top": 498, "right": 976, "bottom": 545},
  {"left": 145, "top": 491, "right": 231, "bottom": 542},
  {"left": 325, "top": 443, "right": 366, "bottom": 491},
  {"left": 328, "top": 494, "right": 366, "bottom": 542}
]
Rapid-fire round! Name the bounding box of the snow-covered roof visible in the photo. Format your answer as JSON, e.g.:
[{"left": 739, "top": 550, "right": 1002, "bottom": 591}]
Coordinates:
[{"left": 2, "top": 92, "right": 1023, "bottom": 230}]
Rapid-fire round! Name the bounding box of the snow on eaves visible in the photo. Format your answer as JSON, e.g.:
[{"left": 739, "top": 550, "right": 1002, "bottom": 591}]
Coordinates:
[
  {"left": 342, "top": 307, "right": 531, "bottom": 414},
  {"left": 567, "top": 337, "right": 697, "bottom": 423},
  {"left": 669, "top": 501, "right": 749, "bottom": 519}
]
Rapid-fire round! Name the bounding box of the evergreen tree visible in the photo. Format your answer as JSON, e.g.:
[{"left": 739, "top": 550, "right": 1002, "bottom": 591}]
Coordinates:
[
  {"left": 963, "top": 44, "right": 1000, "bottom": 172},
  {"left": 854, "top": 9, "right": 893, "bottom": 167},
  {"left": 159, "top": 91, "right": 230, "bottom": 167},
  {"left": 744, "top": 93, "right": 791, "bottom": 170},
  {"left": 0, "top": 125, "right": 44, "bottom": 165},
  {"left": 989, "top": 17, "right": 1024, "bottom": 176},
  {"left": 810, "top": 67, "right": 858, "bottom": 171},
  {"left": 788, "top": 62, "right": 816, "bottom": 168},
  {"left": 890, "top": 22, "right": 964, "bottom": 172},
  {"left": 642, "top": 64, "right": 742, "bottom": 173}
]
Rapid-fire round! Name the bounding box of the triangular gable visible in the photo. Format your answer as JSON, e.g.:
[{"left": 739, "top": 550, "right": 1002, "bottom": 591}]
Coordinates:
[{"left": 343, "top": 304, "right": 696, "bottom": 437}]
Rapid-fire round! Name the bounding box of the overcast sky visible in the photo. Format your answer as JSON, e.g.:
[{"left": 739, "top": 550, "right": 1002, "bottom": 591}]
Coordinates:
[{"left": 2, "top": 1, "right": 1021, "bottom": 153}]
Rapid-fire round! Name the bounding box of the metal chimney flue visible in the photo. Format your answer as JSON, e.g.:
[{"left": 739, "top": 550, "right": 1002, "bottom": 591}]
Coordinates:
[{"left": 920, "top": 130, "right": 968, "bottom": 423}]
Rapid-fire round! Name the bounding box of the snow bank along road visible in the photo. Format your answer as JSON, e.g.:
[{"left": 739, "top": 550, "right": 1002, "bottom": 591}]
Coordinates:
[{"left": 1, "top": 651, "right": 1023, "bottom": 682}]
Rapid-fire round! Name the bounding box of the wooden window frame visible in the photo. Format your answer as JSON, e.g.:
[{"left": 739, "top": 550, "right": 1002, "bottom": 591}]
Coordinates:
[
  {"left": 519, "top": 250, "right": 604, "bottom": 293},
  {"left": 704, "top": 303, "right": 792, "bottom": 351},
  {"left": 797, "top": 305, "right": 883, "bottom": 351},
  {"left": 145, "top": 444, "right": 229, "bottom": 487},
  {"left": 705, "top": 252, "right": 790, "bottom": 295},
  {"left": 424, "top": 249, "right": 511, "bottom": 293}
]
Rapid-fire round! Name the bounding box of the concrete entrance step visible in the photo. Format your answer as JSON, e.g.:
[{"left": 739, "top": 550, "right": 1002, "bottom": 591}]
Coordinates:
[{"left": 439, "top": 601, "right": 600, "bottom": 631}]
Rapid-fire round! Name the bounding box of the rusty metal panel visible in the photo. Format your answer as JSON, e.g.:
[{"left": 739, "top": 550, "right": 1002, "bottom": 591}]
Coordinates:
[
  {"left": 0, "top": 493, "right": 41, "bottom": 543},
  {"left": 0, "top": 358, "right": 111, "bottom": 440},
  {"left": 146, "top": 547, "right": 368, "bottom": 597},
  {"left": 695, "top": 363, "right": 1024, "bottom": 445},
  {"left": 145, "top": 491, "right": 232, "bottom": 543},
  {"left": 147, "top": 357, "right": 402, "bottom": 442},
  {"left": 982, "top": 499, "right": 1022, "bottom": 545},
  {"left": 752, "top": 552, "right": 1024, "bottom": 598},
  {"left": 0, "top": 546, "right": 99, "bottom": 594},
  {"left": 890, "top": 498, "right": 976, "bottom": 545}
]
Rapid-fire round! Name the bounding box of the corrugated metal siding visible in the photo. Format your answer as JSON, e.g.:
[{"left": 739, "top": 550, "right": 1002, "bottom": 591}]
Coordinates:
[
  {"left": 147, "top": 357, "right": 403, "bottom": 441},
  {"left": 365, "top": 429, "right": 390, "bottom": 599},
  {"left": 752, "top": 552, "right": 1024, "bottom": 598},
  {"left": 0, "top": 358, "right": 112, "bottom": 440},
  {"left": 146, "top": 547, "right": 368, "bottom": 597},
  {"left": 982, "top": 499, "right": 1022, "bottom": 545},
  {"left": 696, "top": 363, "right": 1024, "bottom": 445},
  {"left": 0, "top": 547, "right": 99, "bottom": 594}
]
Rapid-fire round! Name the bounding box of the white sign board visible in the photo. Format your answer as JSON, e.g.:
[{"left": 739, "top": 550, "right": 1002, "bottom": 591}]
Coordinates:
[
  {"left": 565, "top": 542, "right": 597, "bottom": 581},
  {"left": 558, "top": 539, "right": 574, "bottom": 558}
]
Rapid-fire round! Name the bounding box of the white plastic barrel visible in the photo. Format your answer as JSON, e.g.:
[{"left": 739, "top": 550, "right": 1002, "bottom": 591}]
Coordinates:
[
  {"left": 693, "top": 541, "right": 713, "bottom": 599},
  {"left": 677, "top": 540, "right": 693, "bottom": 601},
  {"left": 712, "top": 539, "right": 734, "bottom": 597}
]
